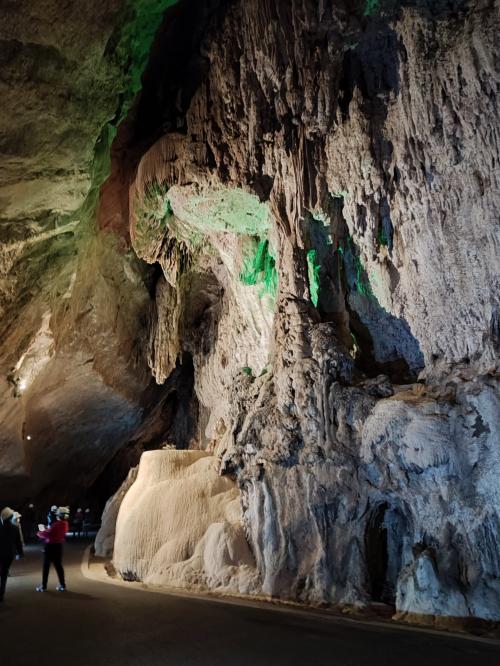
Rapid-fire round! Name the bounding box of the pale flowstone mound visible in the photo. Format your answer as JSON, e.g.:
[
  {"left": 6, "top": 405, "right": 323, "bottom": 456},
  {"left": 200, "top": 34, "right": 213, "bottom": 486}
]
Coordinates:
[{"left": 111, "top": 450, "right": 259, "bottom": 594}]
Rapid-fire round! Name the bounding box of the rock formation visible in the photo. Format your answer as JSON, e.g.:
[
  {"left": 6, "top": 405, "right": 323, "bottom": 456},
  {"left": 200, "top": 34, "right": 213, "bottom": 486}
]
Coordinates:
[
  {"left": 1, "top": 0, "right": 499, "bottom": 622},
  {"left": 106, "top": 449, "right": 258, "bottom": 594},
  {"left": 0, "top": 0, "right": 177, "bottom": 500}
]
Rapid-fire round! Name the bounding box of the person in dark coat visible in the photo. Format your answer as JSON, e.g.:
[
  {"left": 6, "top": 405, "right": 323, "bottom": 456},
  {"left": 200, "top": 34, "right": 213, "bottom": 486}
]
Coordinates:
[
  {"left": 72, "top": 508, "right": 84, "bottom": 539},
  {"left": 0, "top": 507, "right": 24, "bottom": 602},
  {"left": 82, "top": 508, "right": 92, "bottom": 537},
  {"left": 23, "top": 503, "right": 36, "bottom": 543}
]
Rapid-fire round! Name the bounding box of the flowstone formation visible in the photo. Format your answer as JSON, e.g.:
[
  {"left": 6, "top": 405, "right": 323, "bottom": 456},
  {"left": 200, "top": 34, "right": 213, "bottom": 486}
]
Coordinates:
[
  {"left": 0, "top": 0, "right": 498, "bottom": 625},
  {"left": 100, "top": 449, "right": 258, "bottom": 593}
]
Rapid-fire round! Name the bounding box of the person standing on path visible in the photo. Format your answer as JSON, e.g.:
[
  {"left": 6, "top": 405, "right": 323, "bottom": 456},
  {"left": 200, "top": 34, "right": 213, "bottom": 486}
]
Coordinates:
[
  {"left": 72, "top": 508, "right": 84, "bottom": 538},
  {"left": 23, "top": 503, "right": 37, "bottom": 542},
  {"left": 36, "top": 506, "right": 69, "bottom": 592},
  {"left": 83, "top": 508, "right": 92, "bottom": 537},
  {"left": 0, "top": 507, "right": 24, "bottom": 602},
  {"left": 47, "top": 505, "right": 58, "bottom": 526}
]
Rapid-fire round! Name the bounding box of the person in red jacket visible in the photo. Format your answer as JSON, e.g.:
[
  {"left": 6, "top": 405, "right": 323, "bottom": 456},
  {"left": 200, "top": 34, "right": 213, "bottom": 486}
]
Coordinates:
[{"left": 36, "top": 506, "right": 69, "bottom": 592}]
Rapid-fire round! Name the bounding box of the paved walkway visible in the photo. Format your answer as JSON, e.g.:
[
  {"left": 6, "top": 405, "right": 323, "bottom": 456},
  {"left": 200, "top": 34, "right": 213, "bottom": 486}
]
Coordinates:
[{"left": 1, "top": 543, "right": 499, "bottom": 666}]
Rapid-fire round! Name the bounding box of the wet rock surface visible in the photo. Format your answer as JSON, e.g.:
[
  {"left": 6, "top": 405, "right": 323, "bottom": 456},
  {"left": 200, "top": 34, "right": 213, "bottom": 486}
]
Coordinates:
[{"left": 0, "top": 0, "right": 171, "bottom": 501}]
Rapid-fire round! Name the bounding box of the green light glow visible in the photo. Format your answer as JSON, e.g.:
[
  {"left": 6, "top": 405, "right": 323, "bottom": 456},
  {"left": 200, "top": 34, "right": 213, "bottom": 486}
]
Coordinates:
[
  {"left": 377, "top": 226, "right": 389, "bottom": 247},
  {"left": 354, "top": 254, "right": 372, "bottom": 297},
  {"left": 76, "top": 0, "right": 178, "bottom": 229},
  {"left": 77, "top": 123, "right": 117, "bottom": 226},
  {"left": 337, "top": 237, "right": 373, "bottom": 298},
  {"left": 311, "top": 210, "right": 329, "bottom": 225},
  {"left": 136, "top": 181, "right": 172, "bottom": 223},
  {"left": 306, "top": 249, "right": 321, "bottom": 307},
  {"left": 240, "top": 238, "right": 278, "bottom": 299},
  {"left": 169, "top": 187, "right": 270, "bottom": 237},
  {"left": 364, "top": 0, "right": 380, "bottom": 17},
  {"left": 116, "top": 0, "right": 179, "bottom": 125}
]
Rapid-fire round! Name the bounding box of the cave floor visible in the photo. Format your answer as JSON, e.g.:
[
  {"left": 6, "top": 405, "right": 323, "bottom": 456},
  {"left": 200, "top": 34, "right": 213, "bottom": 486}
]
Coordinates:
[{"left": 0, "top": 543, "right": 498, "bottom": 666}]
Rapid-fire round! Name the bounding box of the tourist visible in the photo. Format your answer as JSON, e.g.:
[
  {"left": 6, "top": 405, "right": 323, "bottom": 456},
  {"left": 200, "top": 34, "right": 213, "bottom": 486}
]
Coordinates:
[
  {"left": 0, "top": 507, "right": 24, "bottom": 602},
  {"left": 36, "top": 506, "right": 70, "bottom": 592},
  {"left": 72, "top": 508, "right": 84, "bottom": 538},
  {"left": 83, "top": 508, "right": 92, "bottom": 537},
  {"left": 47, "top": 505, "right": 58, "bottom": 526},
  {"left": 23, "top": 503, "right": 37, "bottom": 543}
]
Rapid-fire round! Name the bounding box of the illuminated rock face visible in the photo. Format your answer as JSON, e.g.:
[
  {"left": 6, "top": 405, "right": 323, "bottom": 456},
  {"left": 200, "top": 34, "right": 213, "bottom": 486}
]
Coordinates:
[
  {"left": 110, "top": 450, "right": 258, "bottom": 594},
  {"left": 1, "top": 0, "right": 499, "bottom": 622},
  {"left": 113, "top": 0, "right": 499, "bottom": 620},
  {"left": 236, "top": 371, "right": 500, "bottom": 618},
  {"left": 0, "top": 232, "right": 153, "bottom": 501},
  {"left": 0, "top": 1, "right": 179, "bottom": 500}
]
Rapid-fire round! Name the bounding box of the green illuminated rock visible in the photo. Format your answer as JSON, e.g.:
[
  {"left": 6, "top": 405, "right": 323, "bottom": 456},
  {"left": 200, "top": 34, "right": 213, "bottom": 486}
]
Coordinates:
[
  {"left": 77, "top": 0, "right": 179, "bottom": 230},
  {"left": 240, "top": 238, "right": 278, "bottom": 299},
  {"left": 167, "top": 186, "right": 270, "bottom": 237},
  {"left": 306, "top": 249, "right": 320, "bottom": 307},
  {"left": 364, "top": 0, "right": 380, "bottom": 17}
]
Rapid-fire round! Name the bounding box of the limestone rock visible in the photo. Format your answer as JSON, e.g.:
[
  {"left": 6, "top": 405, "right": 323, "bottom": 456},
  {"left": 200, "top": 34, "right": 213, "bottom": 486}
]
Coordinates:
[
  {"left": 1, "top": 0, "right": 499, "bottom": 624},
  {"left": 111, "top": 450, "right": 259, "bottom": 594},
  {"left": 95, "top": 465, "right": 139, "bottom": 559},
  {"left": 117, "top": 0, "right": 500, "bottom": 620}
]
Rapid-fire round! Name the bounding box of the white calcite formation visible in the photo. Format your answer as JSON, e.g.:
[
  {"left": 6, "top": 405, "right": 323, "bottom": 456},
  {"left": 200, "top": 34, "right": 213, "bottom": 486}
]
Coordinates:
[
  {"left": 235, "top": 369, "right": 500, "bottom": 618},
  {"left": 109, "top": 450, "right": 258, "bottom": 594}
]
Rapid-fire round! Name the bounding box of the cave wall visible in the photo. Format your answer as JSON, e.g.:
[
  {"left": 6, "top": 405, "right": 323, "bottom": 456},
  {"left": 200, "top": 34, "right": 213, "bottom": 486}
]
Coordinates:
[
  {"left": 0, "top": 0, "right": 183, "bottom": 502},
  {"left": 108, "top": 0, "right": 500, "bottom": 620}
]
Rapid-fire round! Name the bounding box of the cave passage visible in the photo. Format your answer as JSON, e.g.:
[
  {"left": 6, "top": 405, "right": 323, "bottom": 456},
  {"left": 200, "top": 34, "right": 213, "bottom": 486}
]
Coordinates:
[
  {"left": 366, "top": 503, "right": 391, "bottom": 603},
  {"left": 0, "top": 0, "right": 499, "bottom": 654}
]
